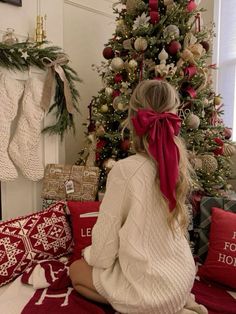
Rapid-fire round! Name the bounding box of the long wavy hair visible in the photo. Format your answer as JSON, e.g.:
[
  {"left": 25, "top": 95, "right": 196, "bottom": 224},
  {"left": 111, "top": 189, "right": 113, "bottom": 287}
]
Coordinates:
[{"left": 127, "top": 80, "right": 193, "bottom": 234}]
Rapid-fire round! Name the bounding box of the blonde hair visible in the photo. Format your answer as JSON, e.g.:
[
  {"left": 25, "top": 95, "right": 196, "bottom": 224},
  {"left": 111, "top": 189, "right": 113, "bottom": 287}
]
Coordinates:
[{"left": 128, "top": 80, "right": 193, "bottom": 234}]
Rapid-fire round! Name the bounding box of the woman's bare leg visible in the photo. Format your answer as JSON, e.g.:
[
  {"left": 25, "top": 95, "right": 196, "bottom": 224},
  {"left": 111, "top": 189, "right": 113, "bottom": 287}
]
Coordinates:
[{"left": 69, "top": 258, "right": 108, "bottom": 304}]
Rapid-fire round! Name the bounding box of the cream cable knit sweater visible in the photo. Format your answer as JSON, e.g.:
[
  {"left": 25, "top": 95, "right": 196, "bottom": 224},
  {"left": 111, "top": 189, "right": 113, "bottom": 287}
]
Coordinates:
[{"left": 84, "top": 153, "right": 196, "bottom": 314}]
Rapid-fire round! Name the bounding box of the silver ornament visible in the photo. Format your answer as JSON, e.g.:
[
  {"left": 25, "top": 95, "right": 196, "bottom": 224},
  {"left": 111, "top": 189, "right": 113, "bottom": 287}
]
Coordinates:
[{"left": 163, "top": 25, "right": 180, "bottom": 40}]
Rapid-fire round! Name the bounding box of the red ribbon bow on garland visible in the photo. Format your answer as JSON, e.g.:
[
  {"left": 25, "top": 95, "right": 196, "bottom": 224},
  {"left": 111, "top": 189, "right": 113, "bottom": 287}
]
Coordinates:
[
  {"left": 149, "top": 0, "right": 160, "bottom": 24},
  {"left": 132, "top": 109, "right": 181, "bottom": 211}
]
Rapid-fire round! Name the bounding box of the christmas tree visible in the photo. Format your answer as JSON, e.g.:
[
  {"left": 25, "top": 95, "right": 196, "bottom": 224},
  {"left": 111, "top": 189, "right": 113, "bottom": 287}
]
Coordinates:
[{"left": 82, "top": 0, "right": 235, "bottom": 196}]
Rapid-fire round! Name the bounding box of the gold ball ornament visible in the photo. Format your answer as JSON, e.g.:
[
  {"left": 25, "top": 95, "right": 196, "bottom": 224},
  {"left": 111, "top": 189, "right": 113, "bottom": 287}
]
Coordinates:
[
  {"left": 126, "top": 0, "right": 145, "bottom": 15},
  {"left": 134, "top": 37, "right": 148, "bottom": 52},
  {"left": 214, "top": 95, "right": 222, "bottom": 106},
  {"left": 200, "top": 155, "right": 218, "bottom": 174},
  {"left": 100, "top": 104, "right": 109, "bottom": 113},
  {"left": 105, "top": 87, "right": 113, "bottom": 97},
  {"left": 111, "top": 57, "right": 124, "bottom": 72},
  {"left": 128, "top": 59, "right": 138, "bottom": 69},
  {"left": 186, "top": 113, "right": 200, "bottom": 129},
  {"left": 223, "top": 143, "right": 236, "bottom": 157}
]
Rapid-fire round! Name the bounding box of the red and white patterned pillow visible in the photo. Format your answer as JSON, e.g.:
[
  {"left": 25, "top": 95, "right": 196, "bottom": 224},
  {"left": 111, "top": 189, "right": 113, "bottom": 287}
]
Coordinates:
[{"left": 0, "top": 202, "right": 73, "bottom": 287}]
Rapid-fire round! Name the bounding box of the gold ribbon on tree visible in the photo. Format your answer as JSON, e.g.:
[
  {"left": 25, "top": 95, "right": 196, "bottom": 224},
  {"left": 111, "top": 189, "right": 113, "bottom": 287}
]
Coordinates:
[{"left": 41, "top": 55, "right": 75, "bottom": 114}]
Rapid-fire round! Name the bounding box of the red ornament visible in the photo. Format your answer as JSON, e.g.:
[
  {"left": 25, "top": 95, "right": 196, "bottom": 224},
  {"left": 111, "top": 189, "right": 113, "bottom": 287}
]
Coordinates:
[
  {"left": 224, "top": 127, "right": 232, "bottom": 140},
  {"left": 114, "top": 73, "right": 123, "bottom": 83},
  {"left": 96, "top": 139, "right": 107, "bottom": 161},
  {"left": 200, "top": 41, "right": 210, "bottom": 52},
  {"left": 149, "top": 0, "right": 160, "bottom": 24},
  {"left": 112, "top": 90, "right": 121, "bottom": 99},
  {"left": 103, "top": 47, "right": 115, "bottom": 60},
  {"left": 120, "top": 139, "right": 131, "bottom": 151},
  {"left": 213, "top": 137, "right": 224, "bottom": 156},
  {"left": 166, "top": 40, "right": 181, "bottom": 56},
  {"left": 187, "top": 0, "right": 197, "bottom": 12}
]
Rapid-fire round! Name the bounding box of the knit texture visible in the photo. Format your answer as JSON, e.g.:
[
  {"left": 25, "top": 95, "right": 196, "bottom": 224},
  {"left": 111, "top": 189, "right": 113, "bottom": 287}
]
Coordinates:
[
  {"left": 83, "top": 154, "right": 196, "bottom": 314},
  {"left": 9, "top": 77, "right": 44, "bottom": 181},
  {"left": 0, "top": 73, "right": 24, "bottom": 181}
]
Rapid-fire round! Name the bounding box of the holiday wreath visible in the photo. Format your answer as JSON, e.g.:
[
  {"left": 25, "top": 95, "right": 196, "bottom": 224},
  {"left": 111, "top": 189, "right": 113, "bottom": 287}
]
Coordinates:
[{"left": 0, "top": 41, "right": 81, "bottom": 138}]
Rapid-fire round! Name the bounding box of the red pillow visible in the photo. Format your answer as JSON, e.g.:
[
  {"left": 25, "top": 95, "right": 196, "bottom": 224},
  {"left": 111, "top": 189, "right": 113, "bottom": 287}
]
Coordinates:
[
  {"left": 0, "top": 202, "right": 73, "bottom": 287},
  {"left": 198, "top": 207, "right": 236, "bottom": 290},
  {"left": 67, "top": 201, "right": 100, "bottom": 261}
]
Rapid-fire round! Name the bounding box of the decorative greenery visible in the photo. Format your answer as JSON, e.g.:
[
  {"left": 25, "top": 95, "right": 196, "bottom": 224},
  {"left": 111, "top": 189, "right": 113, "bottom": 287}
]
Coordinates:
[{"left": 0, "top": 41, "right": 81, "bottom": 138}]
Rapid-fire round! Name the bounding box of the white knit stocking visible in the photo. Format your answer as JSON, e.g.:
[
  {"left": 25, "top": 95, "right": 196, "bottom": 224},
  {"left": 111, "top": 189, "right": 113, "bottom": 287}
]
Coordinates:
[
  {"left": 0, "top": 74, "right": 24, "bottom": 181},
  {"left": 9, "top": 77, "right": 44, "bottom": 181}
]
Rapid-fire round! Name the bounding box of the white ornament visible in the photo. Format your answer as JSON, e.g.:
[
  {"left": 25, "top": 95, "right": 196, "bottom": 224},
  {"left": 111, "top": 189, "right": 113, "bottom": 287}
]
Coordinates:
[
  {"left": 134, "top": 37, "right": 148, "bottom": 52},
  {"left": 163, "top": 25, "right": 180, "bottom": 40},
  {"left": 105, "top": 87, "right": 113, "bottom": 97},
  {"left": 21, "top": 51, "right": 29, "bottom": 60},
  {"left": 111, "top": 57, "right": 124, "bottom": 71},
  {"left": 128, "top": 59, "right": 138, "bottom": 69},
  {"left": 158, "top": 48, "right": 168, "bottom": 64}
]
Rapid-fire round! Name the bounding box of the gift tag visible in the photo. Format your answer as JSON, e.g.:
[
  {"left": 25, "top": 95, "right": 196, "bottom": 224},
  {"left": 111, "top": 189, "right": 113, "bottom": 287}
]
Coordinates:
[{"left": 65, "top": 180, "right": 75, "bottom": 194}]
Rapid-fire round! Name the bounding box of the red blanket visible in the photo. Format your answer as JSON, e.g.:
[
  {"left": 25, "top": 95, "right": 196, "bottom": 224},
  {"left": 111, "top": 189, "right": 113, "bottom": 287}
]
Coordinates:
[
  {"left": 19, "top": 259, "right": 236, "bottom": 314},
  {"left": 192, "top": 279, "right": 236, "bottom": 314},
  {"left": 21, "top": 259, "right": 115, "bottom": 314}
]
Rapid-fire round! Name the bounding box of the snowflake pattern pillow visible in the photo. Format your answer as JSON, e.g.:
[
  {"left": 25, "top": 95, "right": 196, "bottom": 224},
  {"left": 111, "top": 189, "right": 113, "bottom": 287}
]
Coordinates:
[{"left": 0, "top": 202, "right": 73, "bottom": 287}]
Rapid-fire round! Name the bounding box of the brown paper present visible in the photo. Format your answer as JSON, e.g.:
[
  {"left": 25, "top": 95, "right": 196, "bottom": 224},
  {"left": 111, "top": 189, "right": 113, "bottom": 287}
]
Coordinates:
[{"left": 41, "top": 164, "right": 100, "bottom": 201}]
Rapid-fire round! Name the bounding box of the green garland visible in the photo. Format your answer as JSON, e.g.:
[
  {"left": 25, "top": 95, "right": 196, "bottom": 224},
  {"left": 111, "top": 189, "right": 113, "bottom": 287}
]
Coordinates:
[{"left": 0, "top": 41, "right": 81, "bottom": 138}]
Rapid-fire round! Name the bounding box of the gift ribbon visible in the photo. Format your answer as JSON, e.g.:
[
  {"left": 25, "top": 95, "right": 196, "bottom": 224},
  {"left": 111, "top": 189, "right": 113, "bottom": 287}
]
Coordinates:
[
  {"left": 182, "top": 85, "right": 197, "bottom": 98},
  {"left": 41, "top": 55, "right": 75, "bottom": 114},
  {"left": 132, "top": 109, "right": 181, "bottom": 211},
  {"left": 139, "top": 54, "right": 144, "bottom": 81},
  {"left": 184, "top": 64, "right": 197, "bottom": 78},
  {"left": 195, "top": 13, "right": 201, "bottom": 33},
  {"left": 149, "top": 0, "right": 159, "bottom": 24}
]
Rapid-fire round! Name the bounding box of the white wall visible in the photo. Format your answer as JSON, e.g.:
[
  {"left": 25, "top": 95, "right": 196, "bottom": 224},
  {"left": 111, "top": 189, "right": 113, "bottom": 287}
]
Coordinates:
[
  {"left": 63, "top": 0, "right": 115, "bottom": 164},
  {"left": 0, "top": 0, "right": 65, "bottom": 220}
]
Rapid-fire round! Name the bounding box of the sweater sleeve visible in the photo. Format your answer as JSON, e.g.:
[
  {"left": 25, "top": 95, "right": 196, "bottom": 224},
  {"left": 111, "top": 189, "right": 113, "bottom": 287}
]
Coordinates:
[{"left": 83, "top": 162, "right": 129, "bottom": 269}]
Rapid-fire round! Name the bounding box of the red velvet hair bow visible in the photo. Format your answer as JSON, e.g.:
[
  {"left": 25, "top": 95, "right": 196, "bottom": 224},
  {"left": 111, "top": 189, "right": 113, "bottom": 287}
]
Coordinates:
[{"left": 132, "top": 109, "right": 181, "bottom": 211}]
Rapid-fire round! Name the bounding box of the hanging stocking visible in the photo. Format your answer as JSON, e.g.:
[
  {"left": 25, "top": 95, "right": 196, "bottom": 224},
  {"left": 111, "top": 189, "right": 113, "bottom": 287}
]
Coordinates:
[
  {"left": 9, "top": 77, "right": 44, "bottom": 181},
  {"left": 0, "top": 73, "right": 24, "bottom": 181}
]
